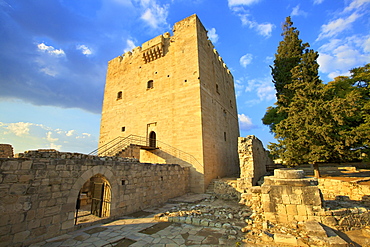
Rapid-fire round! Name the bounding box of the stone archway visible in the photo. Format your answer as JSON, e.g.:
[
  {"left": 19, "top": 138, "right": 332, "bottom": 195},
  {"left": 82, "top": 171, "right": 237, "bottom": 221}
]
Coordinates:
[{"left": 66, "top": 166, "right": 116, "bottom": 225}]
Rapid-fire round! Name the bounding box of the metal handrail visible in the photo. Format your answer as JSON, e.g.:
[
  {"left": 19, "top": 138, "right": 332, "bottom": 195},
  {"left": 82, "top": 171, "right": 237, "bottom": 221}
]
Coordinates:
[{"left": 89, "top": 134, "right": 203, "bottom": 169}]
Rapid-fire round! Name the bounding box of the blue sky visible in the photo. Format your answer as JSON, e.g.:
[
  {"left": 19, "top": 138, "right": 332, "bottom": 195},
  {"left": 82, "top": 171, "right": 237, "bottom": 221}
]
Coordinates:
[{"left": 0, "top": 0, "right": 369, "bottom": 154}]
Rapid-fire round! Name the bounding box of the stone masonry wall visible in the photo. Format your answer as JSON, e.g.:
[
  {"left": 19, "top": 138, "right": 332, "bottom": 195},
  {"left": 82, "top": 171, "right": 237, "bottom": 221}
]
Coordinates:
[
  {"left": 0, "top": 151, "right": 189, "bottom": 246},
  {"left": 237, "top": 136, "right": 273, "bottom": 189},
  {"left": 0, "top": 144, "right": 14, "bottom": 158},
  {"left": 318, "top": 178, "right": 370, "bottom": 204},
  {"left": 240, "top": 169, "right": 370, "bottom": 231}
]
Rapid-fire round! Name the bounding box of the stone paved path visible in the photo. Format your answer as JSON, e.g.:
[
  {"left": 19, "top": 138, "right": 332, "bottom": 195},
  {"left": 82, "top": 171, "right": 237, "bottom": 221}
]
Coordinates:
[{"left": 30, "top": 194, "right": 240, "bottom": 247}]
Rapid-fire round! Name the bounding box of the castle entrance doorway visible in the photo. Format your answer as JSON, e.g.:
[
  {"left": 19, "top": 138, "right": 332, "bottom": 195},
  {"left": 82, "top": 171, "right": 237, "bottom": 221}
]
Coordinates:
[
  {"left": 75, "top": 174, "right": 111, "bottom": 224},
  {"left": 149, "top": 131, "right": 156, "bottom": 148}
]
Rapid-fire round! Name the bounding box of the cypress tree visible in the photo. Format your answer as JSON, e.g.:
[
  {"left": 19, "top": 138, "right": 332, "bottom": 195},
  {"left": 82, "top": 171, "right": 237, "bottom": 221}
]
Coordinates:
[{"left": 262, "top": 16, "right": 308, "bottom": 131}]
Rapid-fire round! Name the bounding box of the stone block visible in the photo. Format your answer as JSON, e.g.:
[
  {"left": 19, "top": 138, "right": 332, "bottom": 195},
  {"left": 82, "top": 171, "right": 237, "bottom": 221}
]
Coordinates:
[
  {"left": 192, "top": 218, "right": 201, "bottom": 225},
  {"left": 297, "top": 204, "right": 308, "bottom": 216},
  {"left": 274, "top": 169, "right": 304, "bottom": 179},
  {"left": 289, "top": 194, "right": 302, "bottom": 205},
  {"left": 0, "top": 225, "right": 11, "bottom": 236},
  {"left": 261, "top": 193, "right": 270, "bottom": 202},
  {"left": 61, "top": 220, "right": 74, "bottom": 230},
  {"left": 4, "top": 174, "right": 18, "bottom": 183},
  {"left": 274, "top": 233, "right": 298, "bottom": 245},
  {"left": 32, "top": 226, "right": 47, "bottom": 237},
  {"left": 286, "top": 205, "right": 298, "bottom": 215},
  {"left": 28, "top": 219, "right": 41, "bottom": 230},
  {"left": 11, "top": 222, "right": 27, "bottom": 234},
  {"left": 276, "top": 204, "right": 287, "bottom": 215},
  {"left": 294, "top": 215, "right": 308, "bottom": 222},
  {"left": 20, "top": 161, "right": 33, "bottom": 170},
  {"left": 44, "top": 205, "right": 60, "bottom": 217},
  {"left": 277, "top": 214, "right": 289, "bottom": 224},
  {"left": 262, "top": 201, "right": 276, "bottom": 213},
  {"left": 282, "top": 194, "right": 291, "bottom": 204},
  {"left": 305, "top": 221, "right": 327, "bottom": 237},
  {"left": 13, "top": 230, "right": 30, "bottom": 243},
  {"left": 264, "top": 212, "right": 277, "bottom": 222},
  {"left": 40, "top": 216, "right": 52, "bottom": 226}
]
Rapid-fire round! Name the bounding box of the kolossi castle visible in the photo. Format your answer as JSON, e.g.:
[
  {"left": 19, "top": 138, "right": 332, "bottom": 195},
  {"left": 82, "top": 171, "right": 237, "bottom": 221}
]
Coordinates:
[{"left": 98, "top": 14, "right": 240, "bottom": 193}]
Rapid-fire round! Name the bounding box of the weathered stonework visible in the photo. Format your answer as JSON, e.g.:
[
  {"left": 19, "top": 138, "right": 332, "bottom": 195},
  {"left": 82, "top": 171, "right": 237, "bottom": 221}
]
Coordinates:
[
  {"left": 0, "top": 151, "right": 189, "bottom": 246},
  {"left": 99, "top": 14, "right": 240, "bottom": 193},
  {"left": 237, "top": 136, "right": 273, "bottom": 189},
  {"left": 318, "top": 177, "right": 370, "bottom": 203},
  {"left": 0, "top": 144, "right": 13, "bottom": 158},
  {"left": 240, "top": 169, "right": 370, "bottom": 232}
]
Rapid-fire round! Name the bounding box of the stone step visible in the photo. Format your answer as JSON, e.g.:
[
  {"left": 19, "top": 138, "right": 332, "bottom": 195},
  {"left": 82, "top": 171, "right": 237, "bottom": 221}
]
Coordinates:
[{"left": 205, "top": 180, "right": 216, "bottom": 194}]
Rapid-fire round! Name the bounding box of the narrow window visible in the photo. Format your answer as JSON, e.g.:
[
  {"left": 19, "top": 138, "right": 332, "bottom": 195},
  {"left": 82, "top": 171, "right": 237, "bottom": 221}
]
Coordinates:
[
  {"left": 224, "top": 132, "right": 227, "bottom": 141},
  {"left": 216, "top": 84, "right": 220, "bottom": 94},
  {"left": 117, "top": 91, "right": 122, "bottom": 100},
  {"left": 121, "top": 127, "right": 126, "bottom": 132},
  {"left": 147, "top": 80, "right": 154, "bottom": 89}
]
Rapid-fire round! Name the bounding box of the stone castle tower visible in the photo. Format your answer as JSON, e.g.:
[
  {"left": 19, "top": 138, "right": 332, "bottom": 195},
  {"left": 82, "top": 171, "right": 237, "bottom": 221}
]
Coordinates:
[{"left": 99, "top": 14, "right": 240, "bottom": 193}]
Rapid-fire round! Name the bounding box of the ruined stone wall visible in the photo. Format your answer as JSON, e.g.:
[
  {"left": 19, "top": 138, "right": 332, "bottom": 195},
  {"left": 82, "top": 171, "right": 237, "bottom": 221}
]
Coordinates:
[
  {"left": 240, "top": 169, "right": 370, "bottom": 231},
  {"left": 237, "top": 136, "right": 272, "bottom": 189},
  {"left": 318, "top": 178, "right": 370, "bottom": 204},
  {"left": 0, "top": 144, "right": 13, "bottom": 158},
  {"left": 0, "top": 151, "right": 189, "bottom": 246}
]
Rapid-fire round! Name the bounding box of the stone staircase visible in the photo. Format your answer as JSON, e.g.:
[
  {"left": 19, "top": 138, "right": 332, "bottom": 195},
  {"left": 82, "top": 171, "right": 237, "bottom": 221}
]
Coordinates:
[{"left": 205, "top": 179, "right": 216, "bottom": 194}]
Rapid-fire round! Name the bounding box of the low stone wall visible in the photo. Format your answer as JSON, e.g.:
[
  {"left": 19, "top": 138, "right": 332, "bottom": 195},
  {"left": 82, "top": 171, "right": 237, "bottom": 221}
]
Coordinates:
[
  {"left": 0, "top": 151, "right": 189, "bottom": 246},
  {"left": 318, "top": 178, "right": 370, "bottom": 204},
  {"left": 240, "top": 169, "right": 370, "bottom": 231}
]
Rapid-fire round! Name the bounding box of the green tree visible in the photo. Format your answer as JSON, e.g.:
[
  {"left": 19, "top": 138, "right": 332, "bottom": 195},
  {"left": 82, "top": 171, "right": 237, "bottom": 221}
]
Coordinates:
[
  {"left": 262, "top": 16, "right": 308, "bottom": 131},
  {"left": 270, "top": 61, "right": 370, "bottom": 176}
]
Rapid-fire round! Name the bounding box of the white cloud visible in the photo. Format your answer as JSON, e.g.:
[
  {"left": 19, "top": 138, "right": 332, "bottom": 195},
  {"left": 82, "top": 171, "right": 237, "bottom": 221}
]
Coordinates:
[
  {"left": 76, "top": 44, "right": 92, "bottom": 56},
  {"left": 46, "top": 131, "right": 58, "bottom": 142},
  {"left": 317, "top": 12, "right": 361, "bottom": 40},
  {"left": 238, "top": 113, "right": 253, "bottom": 130},
  {"left": 124, "top": 39, "right": 137, "bottom": 53},
  {"left": 5, "top": 122, "right": 32, "bottom": 136},
  {"left": 291, "top": 5, "right": 308, "bottom": 17},
  {"left": 207, "top": 28, "right": 219, "bottom": 44},
  {"left": 255, "top": 23, "right": 274, "bottom": 37},
  {"left": 37, "top": 43, "right": 65, "bottom": 56},
  {"left": 240, "top": 53, "right": 253, "bottom": 68},
  {"left": 234, "top": 79, "right": 245, "bottom": 98},
  {"left": 235, "top": 76, "right": 276, "bottom": 105},
  {"left": 50, "top": 143, "right": 62, "bottom": 150},
  {"left": 66, "top": 130, "right": 75, "bottom": 137},
  {"left": 318, "top": 35, "right": 370, "bottom": 80},
  {"left": 228, "top": 0, "right": 260, "bottom": 7},
  {"left": 138, "top": 0, "right": 169, "bottom": 29},
  {"left": 0, "top": 121, "right": 96, "bottom": 154},
  {"left": 343, "top": 0, "right": 370, "bottom": 13},
  {"left": 36, "top": 43, "right": 67, "bottom": 77},
  {"left": 364, "top": 37, "right": 370, "bottom": 52},
  {"left": 313, "top": 0, "right": 324, "bottom": 4},
  {"left": 231, "top": 7, "right": 274, "bottom": 37}
]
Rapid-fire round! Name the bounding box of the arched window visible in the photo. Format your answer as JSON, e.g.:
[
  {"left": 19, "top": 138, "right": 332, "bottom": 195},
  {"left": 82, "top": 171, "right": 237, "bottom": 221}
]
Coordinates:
[
  {"left": 147, "top": 80, "right": 154, "bottom": 89},
  {"left": 149, "top": 131, "right": 156, "bottom": 148},
  {"left": 117, "top": 91, "right": 122, "bottom": 100}
]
